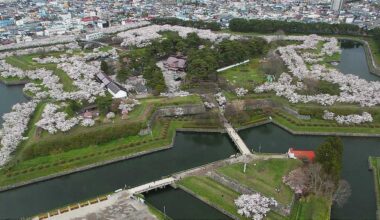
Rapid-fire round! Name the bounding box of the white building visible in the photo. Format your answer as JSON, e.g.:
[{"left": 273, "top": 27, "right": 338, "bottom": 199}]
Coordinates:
[
  {"left": 331, "top": 0, "right": 344, "bottom": 11},
  {"left": 96, "top": 73, "right": 127, "bottom": 98},
  {"left": 85, "top": 32, "right": 103, "bottom": 41}
]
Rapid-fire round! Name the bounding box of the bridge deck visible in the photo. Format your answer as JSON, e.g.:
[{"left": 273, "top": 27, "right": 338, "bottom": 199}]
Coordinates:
[
  {"left": 223, "top": 121, "right": 252, "bottom": 155},
  {"left": 127, "top": 177, "right": 175, "bottom": 195}
]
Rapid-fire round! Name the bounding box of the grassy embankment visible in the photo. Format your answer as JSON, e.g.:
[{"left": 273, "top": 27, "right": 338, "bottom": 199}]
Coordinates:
[
  {"left": 0, "top": 95, "right": 212, "bottom": 188},
  {"left": 271, "top": 108, "right": 380, "bottom": 135},
  {"left": 179, "top": 176, "right": 247, "bottom": 219},
  {"left": 368, "top": 38, "right": 380, "bottom": 67},
  {"left": 369, "top": 157, "right": 380, "bottom": 220},
  {"left": 217, "top": 159, "right": 301, "bottom": 205},
  {"left": 147, "top": 202, "right": 172, "bottom": 220},
  {"left": 224, "top": 91, "right": 380, "bottom": 135},
  {"left": 179, "top": 159, "right": 330, "bottom": 220},
  {"left": 289, "top": 195, "right": 331, "bottom": 220}
]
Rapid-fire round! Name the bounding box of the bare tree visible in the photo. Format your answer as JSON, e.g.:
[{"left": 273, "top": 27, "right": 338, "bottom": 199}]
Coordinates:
[
  {"left": 307, "top": 163, "right": 335, "bottom": 196},
  {"left": 225, "top": 104, "right": 238, "bottom": 120},
  {"left": 260, "top": 51, "right": 286, "bottom": 78},
  {"left": 333, "top": 180, "right": 351, "bottom": 207}
]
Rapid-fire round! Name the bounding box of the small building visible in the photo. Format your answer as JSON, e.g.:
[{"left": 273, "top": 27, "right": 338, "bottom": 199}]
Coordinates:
[
  {"left": 85, "top": 32, "right": 104, "bottom": 41},
  {"left": 164, "top": 56, "right": 186, "bottom": 71},
  {"left": 107, "top": 82, "right": 127, "bottom": 98},
  {"left": 288, "top": 148, "right": 315, "bottom": 162},
  {"left": 96, "top": 73, "right": 127, "bottom": 98}
]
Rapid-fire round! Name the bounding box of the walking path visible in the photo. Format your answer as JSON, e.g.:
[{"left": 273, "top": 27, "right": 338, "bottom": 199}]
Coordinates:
[{"left": 34, "top": 191, "right": 156, "bottom": 220}]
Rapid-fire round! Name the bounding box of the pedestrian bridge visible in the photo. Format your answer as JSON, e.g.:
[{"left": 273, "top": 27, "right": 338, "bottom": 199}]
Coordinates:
[
  {"left": 223, "top": 121, "right": 252, "bottom": 155},
  {"left": 127, "top": 177, "right": 175, "bottom": 195}
]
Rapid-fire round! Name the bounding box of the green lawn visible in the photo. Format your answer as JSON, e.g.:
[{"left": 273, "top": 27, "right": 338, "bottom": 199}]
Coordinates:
[
  {"left": 178, "top": 176, "right": 246, "bottom": 219},
  {"left": 219, "top": 58, "right": 265, "bottom": 89},
  {"left": 99, "top": 46, "right": 113, "bottom": 52},
  {"left": 289, "top": 195, "right": 331, "bottom": 220},
  {"left": 217, "top": 159, "right": 302, "bottom": 205}
]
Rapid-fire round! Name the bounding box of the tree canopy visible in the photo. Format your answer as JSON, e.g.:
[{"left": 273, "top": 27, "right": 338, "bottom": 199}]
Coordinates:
[
  {"left": 100, "top": 60, "right": 110, "bottom": 75},
  {"left": 229, "top": 18, "right": 363, "bottom": 36},
  {"left": 315, "top": 136, "right": 343, "bottom": 181},
  {"left": 152, "top": 17, "right": 221, "bottom": 31}
]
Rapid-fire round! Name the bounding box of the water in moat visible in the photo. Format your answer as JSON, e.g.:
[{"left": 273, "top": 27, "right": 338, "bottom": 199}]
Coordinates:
[
  {"left": 338, "top": 39, "right": 380, "bottom": 81},
  {"left": 144, "top": 187, "right": 232, "bottom": 220},
  {"left": 0, "top": 132, "right": 237, "bottom": 218},
  {"left": 0, "top": 40, "right": 379, "bottom": 219},
  {"left": 0, "top": 83, "right": 27, "bottom": 125}
]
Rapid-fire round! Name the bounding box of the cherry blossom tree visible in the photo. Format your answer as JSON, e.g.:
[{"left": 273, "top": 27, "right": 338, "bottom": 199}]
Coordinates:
[
  {"left": 255, "top": 35, "right": 380, "bottom": 108},
  {"left": 0, "top": 100, "right": 38, "bottom": 166},
  {"left": 235, "top": 194, "right": 278, "bottom": 220}
]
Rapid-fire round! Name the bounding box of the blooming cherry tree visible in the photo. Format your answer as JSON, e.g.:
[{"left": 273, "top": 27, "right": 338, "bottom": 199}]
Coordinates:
[
  {"left": 235, "top": 194, "right": 278, "bottom": 220},
  {"left": 323, "top": 110, "right": 373, "bottom": 124},
  {"left": 255, "top": 35, "right": 380, "bottom": 108},
  {"left": 0, "top": 100, "right": 38, "bottom": 166}
]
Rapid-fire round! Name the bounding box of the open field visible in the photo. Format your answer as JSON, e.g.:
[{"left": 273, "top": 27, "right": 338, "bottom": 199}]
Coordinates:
[
  {"left": 217, "top": 159, "right": 302, "bottom": 205},
  {"left": 219, "top": 58, "right": 265, "bottom": 89}
]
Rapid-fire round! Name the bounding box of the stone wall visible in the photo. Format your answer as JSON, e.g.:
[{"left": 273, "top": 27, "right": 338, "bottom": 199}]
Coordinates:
[
  {"left": 149, "top": 104, "right": 206, "bottom": 127},
  {"left": 283, "top": 106, "right": 311, "bottom": 120},
  {"left": 243, "top": 99, "right": 278, "bottom": 110},
  {"left": 157, "top": 104, "right": 206, "bottom": 117}
]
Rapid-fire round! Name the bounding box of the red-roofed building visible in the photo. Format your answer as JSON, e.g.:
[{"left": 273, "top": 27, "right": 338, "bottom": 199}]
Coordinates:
[
  {"left": 81, "top": 16, "right": 99, "bottom": 25},
  {"left": 288, "top": 148, "right": 315, "bottom": 162}
]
